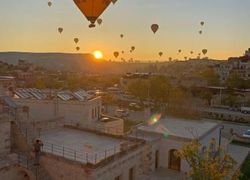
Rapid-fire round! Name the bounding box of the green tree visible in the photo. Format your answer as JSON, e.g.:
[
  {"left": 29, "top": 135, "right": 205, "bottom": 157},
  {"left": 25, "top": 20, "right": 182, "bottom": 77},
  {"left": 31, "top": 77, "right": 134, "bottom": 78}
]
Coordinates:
[
  {"left": 176, "top": 139, "right": 238, "bottom": 180},
  {"left": 33, "top": 78, "right": 46, "bottom": 89},
  {"left": 198, "top": 68, "right": 220, "bottom": 86},
  {"left": 149, "top": 76, "right": 171, "bottom": 108},
  {"left": 226, "top": 73, "right": 245, "bottom": 89},
  {"left": 127, "top": 79, "right": 149, "bottom": 104}
]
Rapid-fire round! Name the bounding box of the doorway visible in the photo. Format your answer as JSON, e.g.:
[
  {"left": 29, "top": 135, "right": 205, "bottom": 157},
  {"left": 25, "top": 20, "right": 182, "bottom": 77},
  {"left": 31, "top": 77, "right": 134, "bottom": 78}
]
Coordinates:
[{"left": 168, "top": 149, "right": 181, "bottom": 171}]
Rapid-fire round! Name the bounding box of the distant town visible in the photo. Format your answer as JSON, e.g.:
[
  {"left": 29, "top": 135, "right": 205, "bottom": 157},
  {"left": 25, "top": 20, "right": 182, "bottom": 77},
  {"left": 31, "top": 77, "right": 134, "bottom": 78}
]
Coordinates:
[{"left": 0, "top": 49, "right": 249, "bottom": 180}]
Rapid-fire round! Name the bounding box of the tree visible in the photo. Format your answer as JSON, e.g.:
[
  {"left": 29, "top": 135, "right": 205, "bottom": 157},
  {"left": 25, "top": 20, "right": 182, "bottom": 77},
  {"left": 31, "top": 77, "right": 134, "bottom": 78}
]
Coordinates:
[
  {"left": 33, "top": 78, "right": 46, "bottom": 89},
  {"left": 226, "top": 73, "right": 246, "bottom": 89},
  {"left": 223, "top": 94, "right": 239, "bottom": 107},
  {"left": 149, "top": 76, "right": 171, "bottom": 108},
  {"left": 197, "top": 68, "right": 220, "bottom": 86},
  {"left": 127, "top": 79, "right": 149, "bottom": 104},
  {"left": 200, "top": 91, "right": 213, "bottom": 106},
  {"left": 176, "top": 139, "right": 238, "bottom": 180}
]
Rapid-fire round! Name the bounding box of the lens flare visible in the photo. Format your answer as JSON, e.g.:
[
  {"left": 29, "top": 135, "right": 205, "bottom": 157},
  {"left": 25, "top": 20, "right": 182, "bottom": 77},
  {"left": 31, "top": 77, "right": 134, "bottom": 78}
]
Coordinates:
[
  {"left": 155, "top": 124, "right": 170, "bottom": 138},
  {"left": 148, "top": 113, "right": 162, "bottom": 125}
]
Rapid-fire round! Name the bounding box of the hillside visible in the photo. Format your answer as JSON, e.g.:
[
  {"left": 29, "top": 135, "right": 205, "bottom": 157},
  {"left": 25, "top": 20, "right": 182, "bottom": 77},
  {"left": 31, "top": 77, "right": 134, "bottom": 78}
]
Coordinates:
[{"left": 0, "top": 52, "right": 223, "bottom": 74}]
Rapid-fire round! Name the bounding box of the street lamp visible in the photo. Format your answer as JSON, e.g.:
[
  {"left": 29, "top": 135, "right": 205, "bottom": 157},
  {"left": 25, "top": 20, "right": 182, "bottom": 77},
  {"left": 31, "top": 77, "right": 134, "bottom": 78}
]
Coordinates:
[{"left": 219, "top": 125, "right": 224, "bottom": 148}]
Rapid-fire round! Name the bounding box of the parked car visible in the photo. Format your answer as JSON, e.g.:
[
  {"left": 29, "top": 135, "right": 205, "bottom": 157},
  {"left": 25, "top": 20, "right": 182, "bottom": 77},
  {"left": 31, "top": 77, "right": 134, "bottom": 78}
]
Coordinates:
[
  {"left": 241, "top": 107, "right": 250, "bottom": 114},
  {"left": 115, "top": 109, "right": 129, "bottom": 118},
  {"left": 129, "top": 103, "right": 142, "bottom": 111},
  {"left": 243, "top": 130, "right": 250, "bottom": 138}
]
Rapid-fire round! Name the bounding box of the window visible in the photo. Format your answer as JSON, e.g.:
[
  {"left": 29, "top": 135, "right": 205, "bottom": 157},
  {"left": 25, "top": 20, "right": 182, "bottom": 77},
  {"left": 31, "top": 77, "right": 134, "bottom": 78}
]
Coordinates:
[{"left": 129, "top": 167, "right": 134, "bottom": 180}]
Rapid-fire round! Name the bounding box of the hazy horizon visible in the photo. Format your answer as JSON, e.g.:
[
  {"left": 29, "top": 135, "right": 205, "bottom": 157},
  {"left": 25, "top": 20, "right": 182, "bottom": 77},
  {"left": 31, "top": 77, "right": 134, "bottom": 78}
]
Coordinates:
[{"left": 1, "top": 0, "right": 250, "bottom": 61}]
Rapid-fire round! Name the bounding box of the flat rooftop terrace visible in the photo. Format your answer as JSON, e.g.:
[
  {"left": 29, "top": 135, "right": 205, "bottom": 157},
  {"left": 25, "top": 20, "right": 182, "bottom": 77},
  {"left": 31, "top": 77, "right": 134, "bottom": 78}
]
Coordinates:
[
  {"left": 139, "top": 117, "right": 218, "bottom": 140},
  {"left": 40, "top": 128, "right": 134, "bottom": 165}
]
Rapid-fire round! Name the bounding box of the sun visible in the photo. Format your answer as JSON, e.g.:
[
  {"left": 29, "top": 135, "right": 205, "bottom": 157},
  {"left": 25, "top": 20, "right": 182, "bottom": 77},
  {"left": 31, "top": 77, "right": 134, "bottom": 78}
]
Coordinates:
[{"left": 93, "top": 50, "right": 103, "bottom": 60}]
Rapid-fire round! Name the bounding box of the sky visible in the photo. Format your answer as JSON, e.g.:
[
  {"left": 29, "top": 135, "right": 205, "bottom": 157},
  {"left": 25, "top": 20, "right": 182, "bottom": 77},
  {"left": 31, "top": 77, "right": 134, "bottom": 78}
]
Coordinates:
[{"left": 1, "top": 0, "right": 250, "bottom": 61}]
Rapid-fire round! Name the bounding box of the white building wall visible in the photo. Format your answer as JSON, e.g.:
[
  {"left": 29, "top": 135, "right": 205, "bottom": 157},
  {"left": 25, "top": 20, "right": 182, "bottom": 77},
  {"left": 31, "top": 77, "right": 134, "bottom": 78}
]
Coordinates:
[
  {"left": 158, "top": 138, "right": 189, "bottom": 172},
  {"left": 200, "top": 126, "right": 220, "bottom": 148},
  {"left": 154, "top": 125, "right": 221, "bottom": 173}
]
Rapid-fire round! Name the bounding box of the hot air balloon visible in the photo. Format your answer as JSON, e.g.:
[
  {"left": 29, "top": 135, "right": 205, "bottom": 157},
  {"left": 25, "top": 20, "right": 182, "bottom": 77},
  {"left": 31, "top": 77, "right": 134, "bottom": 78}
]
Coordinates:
[
  {"left": 73, "top": 0, "right": 112, "bottom": 28},
  {"left": 121, "top": 51, "right": 124, "bottom": 54},
  {"left": 190, "top": 51, "right": 194, "bottom": 54},
  {"left": 199, "top": 30, "right": 203, "bottom": 34},
  {"left": 151, "top": 24, "right": 159, "bottom": 34},
  {"left": 58, "top": 27, "right": 63, "bottom": 34},
  {"left": 131, "top": 46, "right": 135, "bottom": 51},
  {"left": 111, "top": 0, "right": 118, "bottom": 4},
  {"left": 178, "top": 49, "right": 182, "bottom": 53},
  {"left": 120, "top": 34, "right": 124, "bottom": 38},
  {"left": 74, "top": 38, "right": 79, "bottom": 44},
  {"left": 48, "top": 1, "right": 52, "bottom": 7},
  {"left": 200, "top": 21, "right": 205, "bottom": 26},
  {"left": 97, "top": 18, "right": 103, "bottom": 25},
  {"left": 114, "top": 51, "right": 119, "bottom": 58},
  {"left": 202, "top": 49, "right": 208, "bottom": 55},
  {"left": 159, "top": 52, "right": 163, "bottom": 57},
  {"left": 76, "top": 47, "right": 80, "bottom": 51}
]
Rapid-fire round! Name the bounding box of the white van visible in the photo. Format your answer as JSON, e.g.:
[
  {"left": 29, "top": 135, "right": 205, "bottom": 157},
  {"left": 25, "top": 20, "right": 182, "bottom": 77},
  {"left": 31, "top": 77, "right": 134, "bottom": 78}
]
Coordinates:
[{"left": 241, "top": 107, "right": 250, "bottom": 114}]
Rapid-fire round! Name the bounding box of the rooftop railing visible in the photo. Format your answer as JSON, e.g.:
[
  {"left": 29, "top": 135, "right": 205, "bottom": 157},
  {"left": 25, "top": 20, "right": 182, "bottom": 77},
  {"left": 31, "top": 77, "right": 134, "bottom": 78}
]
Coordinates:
[{"left": 41, "top": 141, "right": 136, "bottom": 165}]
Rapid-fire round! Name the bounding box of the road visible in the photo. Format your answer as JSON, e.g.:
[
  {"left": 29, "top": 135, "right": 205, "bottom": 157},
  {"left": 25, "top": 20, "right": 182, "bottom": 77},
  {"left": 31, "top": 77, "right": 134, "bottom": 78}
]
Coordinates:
[{"left": 205, "top": 118, "right": 250, "bottom": 135}]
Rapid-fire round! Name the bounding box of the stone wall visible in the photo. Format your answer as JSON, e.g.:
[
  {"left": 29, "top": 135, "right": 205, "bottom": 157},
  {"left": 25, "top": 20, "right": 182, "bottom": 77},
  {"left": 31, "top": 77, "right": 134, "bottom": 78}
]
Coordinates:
[
  {"left": 41, "top": 154, "right": 89, "bottom": 180},
  {"left": 0, "top": 119, "right": 11, "bottom": 155},
  {"left": 14, "top": 97, "right": 102, "bottom": 124},
  {"left": 10, "top": 122, "right": 30, "bottom": 154},
  {"left": 41, "top": 145, "right": 144, "bottom": 180}
]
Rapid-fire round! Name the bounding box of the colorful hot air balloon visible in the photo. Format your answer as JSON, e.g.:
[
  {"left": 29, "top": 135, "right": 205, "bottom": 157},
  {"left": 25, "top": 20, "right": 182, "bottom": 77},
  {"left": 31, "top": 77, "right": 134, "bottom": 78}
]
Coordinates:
[
  {"left": 73, "top": 0, "right": 112, "bottom": 28},
  {"left": 97, "top": 18, "right": 103, "bottom": 25},
  {"left": 48, "top": 1, "right": 52, "bottom": 7},
  {"left": 114, "top": 51, "right": 119, "bottom": 58},
  {"left": 74, "top": 38, "right": 79, "bottom": 44},
  {"left": 151, "top": 24, "right": 159, "bottom": 34},
  {"left": 202, "top": 49, "right": 208, "bottom": 55},
  {"left": 159, "top": 52, "right": 163, "bottom": 57},
  {"left": 58, "top": 27, "right": 63, "bottom": 34},
  {"left": 76, "top": 47, "right": 80, "bottom": 51}
]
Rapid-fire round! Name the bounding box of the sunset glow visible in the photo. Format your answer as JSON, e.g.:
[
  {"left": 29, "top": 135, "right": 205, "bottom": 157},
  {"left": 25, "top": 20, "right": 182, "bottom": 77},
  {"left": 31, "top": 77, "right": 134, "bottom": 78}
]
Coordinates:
[{"left": 93, "top": 50, "right": 103, "bottom": 60}]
